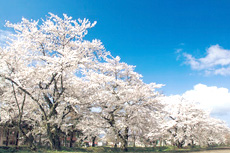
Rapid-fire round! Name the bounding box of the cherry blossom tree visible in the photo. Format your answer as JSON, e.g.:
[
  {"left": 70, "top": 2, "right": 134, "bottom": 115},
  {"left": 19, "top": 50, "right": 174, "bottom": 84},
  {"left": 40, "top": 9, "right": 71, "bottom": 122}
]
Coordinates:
[
  {"left": 162, "top": 96, "right": 230, "bottom": 148},
  {"left": 85, "top": 56, "right": 164, "bottom": 151},
  {"left": 0, "top": 13, "right": 107, "bottom": 150}
]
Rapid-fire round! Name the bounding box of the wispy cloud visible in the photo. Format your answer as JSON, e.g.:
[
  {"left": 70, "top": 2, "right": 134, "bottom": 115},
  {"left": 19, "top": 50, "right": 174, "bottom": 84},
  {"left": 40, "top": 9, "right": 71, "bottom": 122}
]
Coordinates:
[
  {"left": 175, "top": 48, "right": 183, "bottom": 60},
  {"left": 175, "top": 48, "right": 183, "bottom": 54},
  {"left": 184, "top": 45, "right": 230, "bottom": 76}
]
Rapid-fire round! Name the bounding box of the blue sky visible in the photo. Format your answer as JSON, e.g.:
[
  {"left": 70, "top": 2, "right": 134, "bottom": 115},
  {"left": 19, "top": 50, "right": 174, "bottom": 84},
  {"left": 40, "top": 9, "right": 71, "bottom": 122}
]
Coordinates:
[{"left": 1, "top": 0, "right": 230, "bottom": 123}]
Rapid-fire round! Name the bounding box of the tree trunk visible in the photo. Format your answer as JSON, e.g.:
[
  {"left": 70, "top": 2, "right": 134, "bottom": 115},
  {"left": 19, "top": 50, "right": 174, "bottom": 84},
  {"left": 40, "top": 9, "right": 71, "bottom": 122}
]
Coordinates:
[
  {"left": 18, "top": 125, "right": 36, "bottom": 150},
  {"left": 15, "top": 131, "right": 19, "bottom": 148},
  {"left": 64, "top": 135, "right": 67, "bottom": 147},
  {"left": 92, "top": 136, "right": 96, "bottom": 147},
  {"left": 5, "top": 129, "right": 9, "bottom": 146},
  {"left": 113, "top": 136, "right": 118, "bottom": 149},
  {"left": 152, "top": 140, "right": 156, "bottom": 147},
  {"left": 69, "top": 130, "right": 74, "bottom": 148},
  {"left": 51, "top": 132, "right": 61, "bottom": 150},
  {"left": 160, "top": 138, "right": 162, "bottom": 146},
  {"left": 49, "top": 133, "right": 61, "bottom": 150},
  {"left": 133, "top": 135, "right": 136, "bottom": 147},
  {"left": 114, "top": 142, "right": 117, "bottom": 148},
  {"left": 54, "top": 136, "right": 61, "bottom": 150},
  {"left": 176, "top": 140, "right": 184, "bottom": 148},
  {"left": 177, "top": 143, "right": 183, "bottom": 148},
  {"left": 120, "top": 127, "right": 129, "bottom": 152},
  {"left": 38, "top": 134, "right": 42, "bottom": 147},
  {"left": 28, "top": 133, "right": 34, "bottom": 147},
  {"left": 49, "top": 126, "right": 61, "bottom": 150},
  {"left": 121, "top": 139, "right": 128, "bottom": 152}
]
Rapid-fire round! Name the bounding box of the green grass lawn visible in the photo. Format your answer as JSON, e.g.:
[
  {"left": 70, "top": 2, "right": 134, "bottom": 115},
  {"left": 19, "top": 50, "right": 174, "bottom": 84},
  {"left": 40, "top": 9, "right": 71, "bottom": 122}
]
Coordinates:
[{"left": 1, "top": 146, "right": 230, "bottom": 153}]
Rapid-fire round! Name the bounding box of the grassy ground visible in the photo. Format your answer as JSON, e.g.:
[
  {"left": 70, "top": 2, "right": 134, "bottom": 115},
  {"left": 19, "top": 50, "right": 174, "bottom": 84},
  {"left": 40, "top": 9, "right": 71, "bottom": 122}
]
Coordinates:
[{"left": 0, "top": 146, "right": 230, "bottom": 153}]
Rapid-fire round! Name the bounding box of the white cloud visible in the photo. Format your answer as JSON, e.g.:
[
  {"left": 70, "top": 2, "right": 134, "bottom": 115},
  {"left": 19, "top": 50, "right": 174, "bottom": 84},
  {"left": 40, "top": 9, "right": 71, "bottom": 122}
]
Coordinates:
[
  {"left": 164, "top": 84, "right": 230, "bottom": 125},
  {"left": 184, "top": 45, "right": 230, "bottom": 76},
  {"left": 182, "top": 84, "right": 230, "bottom": 115}
]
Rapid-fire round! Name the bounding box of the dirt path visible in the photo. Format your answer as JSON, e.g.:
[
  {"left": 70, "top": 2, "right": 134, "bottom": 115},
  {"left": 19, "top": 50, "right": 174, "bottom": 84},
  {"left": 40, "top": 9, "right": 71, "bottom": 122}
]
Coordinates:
[{"left": 188, "top": 150, "right": 230, "bottom": 153}]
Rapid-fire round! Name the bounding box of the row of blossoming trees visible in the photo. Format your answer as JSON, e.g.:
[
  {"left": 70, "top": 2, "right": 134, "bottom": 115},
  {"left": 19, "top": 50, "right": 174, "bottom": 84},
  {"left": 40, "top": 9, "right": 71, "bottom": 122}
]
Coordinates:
[{"left": 0, "top": 14, "right": 229, "bottom": 151}]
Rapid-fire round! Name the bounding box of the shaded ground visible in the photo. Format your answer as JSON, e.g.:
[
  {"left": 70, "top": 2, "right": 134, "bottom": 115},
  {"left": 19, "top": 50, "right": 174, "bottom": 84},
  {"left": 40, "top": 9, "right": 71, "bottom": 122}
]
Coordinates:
[{"left": 1, "top": 146, "right": 230, "bottom": 153}]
